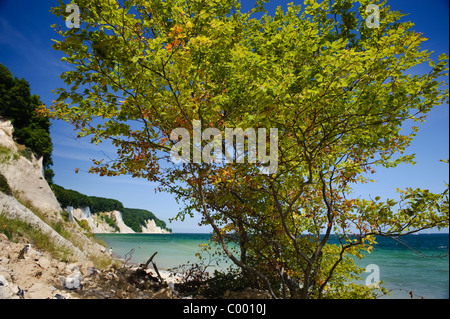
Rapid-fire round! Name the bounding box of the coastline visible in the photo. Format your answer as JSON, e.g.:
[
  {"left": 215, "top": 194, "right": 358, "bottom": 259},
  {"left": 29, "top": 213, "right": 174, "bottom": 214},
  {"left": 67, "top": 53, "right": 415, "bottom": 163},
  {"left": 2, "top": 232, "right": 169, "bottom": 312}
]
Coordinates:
[
  {"left": 1, "top": 233, "right": 448, "bottom": 299},
  {"left": 97, "top": 233, "right": 450, "bottom": 299},
  {"left": 0, "top": 234, "right": 182, "bottom": 299}
]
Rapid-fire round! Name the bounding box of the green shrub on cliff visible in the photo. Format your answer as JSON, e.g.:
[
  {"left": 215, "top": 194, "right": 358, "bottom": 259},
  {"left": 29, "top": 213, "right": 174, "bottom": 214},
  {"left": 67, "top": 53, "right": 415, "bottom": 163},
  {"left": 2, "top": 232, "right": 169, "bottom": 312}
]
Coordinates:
[
  {"left": 100, "top": 214, "right": 119, "bottom": 232},
  {"left": 122, "top": 208, "right": 169, "bottom": 233}
]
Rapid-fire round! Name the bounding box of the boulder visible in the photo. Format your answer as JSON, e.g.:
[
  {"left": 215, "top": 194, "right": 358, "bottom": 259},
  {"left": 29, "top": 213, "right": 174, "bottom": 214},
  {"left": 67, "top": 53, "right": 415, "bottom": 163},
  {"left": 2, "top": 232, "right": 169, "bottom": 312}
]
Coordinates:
[
  {"left": 86, "top": 266, "right": 99, "bottom": 277},
  {"left": 0, "top": 277, "right": 22, "bottom": 299},
  {"left": 0, "top": 274, "right": 8, "bottom": 286},
  {"left": 63, "top": 270, "right": 84, "bottom": 290}
]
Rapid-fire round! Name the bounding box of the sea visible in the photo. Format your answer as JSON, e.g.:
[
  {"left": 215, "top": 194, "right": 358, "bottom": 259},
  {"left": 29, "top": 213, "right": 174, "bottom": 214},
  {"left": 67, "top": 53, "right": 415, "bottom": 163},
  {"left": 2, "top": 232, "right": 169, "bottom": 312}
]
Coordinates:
[{"left": 94, "top": 233, "right": 449, "bottom": 299}]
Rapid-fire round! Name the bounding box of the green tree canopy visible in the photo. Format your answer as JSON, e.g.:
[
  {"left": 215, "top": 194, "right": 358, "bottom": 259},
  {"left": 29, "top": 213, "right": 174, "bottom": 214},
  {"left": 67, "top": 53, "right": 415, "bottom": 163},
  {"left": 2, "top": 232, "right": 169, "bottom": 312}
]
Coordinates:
[
  {"left": 52, "top": 184, "right": 124, "bottom": 212},
  {"left": 122, "top": 208, "right": 169, "bottom": 232},
  {"left": 49, "top": 0, "right": 448, "bottom": 298},
  {"left": 52, "top": 184, "right": 92, "bottom": 208}
]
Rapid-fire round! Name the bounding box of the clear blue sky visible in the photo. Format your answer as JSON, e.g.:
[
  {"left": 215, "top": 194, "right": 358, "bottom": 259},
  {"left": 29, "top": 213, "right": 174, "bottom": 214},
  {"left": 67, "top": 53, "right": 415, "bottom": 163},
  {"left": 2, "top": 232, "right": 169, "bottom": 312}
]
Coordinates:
[{"left": 0, "top": 1, "right": 448, "bottom": 233}]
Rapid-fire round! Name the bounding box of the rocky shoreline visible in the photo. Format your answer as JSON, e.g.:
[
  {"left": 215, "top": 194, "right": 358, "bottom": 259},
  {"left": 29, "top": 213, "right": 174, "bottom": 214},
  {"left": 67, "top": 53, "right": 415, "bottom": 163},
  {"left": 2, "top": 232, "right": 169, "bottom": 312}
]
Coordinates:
[
  {"left": 0, "top": 233, "right": 273, "bottom": 300},
  {"left": 0, "top": 233, "right": 178, "bottom": 299}
]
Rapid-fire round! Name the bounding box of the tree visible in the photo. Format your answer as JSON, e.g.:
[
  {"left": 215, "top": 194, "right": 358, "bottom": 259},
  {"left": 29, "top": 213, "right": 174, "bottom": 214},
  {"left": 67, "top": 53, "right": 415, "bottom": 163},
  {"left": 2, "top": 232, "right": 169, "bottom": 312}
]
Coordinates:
[
  {"left": 122, "top": 208, "right": 170, "bottom": 232},
  {"left": 48, "top": 0, "right": 448, "bottom": 298},
  {"left": 0, "top": 63, "right": 55, "bottom": 184}
]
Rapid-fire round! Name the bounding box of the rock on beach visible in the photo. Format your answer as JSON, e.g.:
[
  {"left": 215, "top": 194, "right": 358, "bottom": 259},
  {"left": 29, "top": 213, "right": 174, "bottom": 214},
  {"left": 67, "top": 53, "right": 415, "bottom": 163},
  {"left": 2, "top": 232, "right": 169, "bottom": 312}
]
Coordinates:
[{"left": 0, "top": 235, "right": 180, "bottom": 299}]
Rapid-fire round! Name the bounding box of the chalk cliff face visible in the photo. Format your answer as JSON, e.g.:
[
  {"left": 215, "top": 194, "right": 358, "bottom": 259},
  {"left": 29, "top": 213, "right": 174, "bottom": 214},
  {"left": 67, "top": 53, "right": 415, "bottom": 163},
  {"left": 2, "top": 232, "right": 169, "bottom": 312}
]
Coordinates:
[
  {"left": 0, "top": 118, "right": 17, "bottom": 152},
  {"left": 67, "top": 206, "right": 119, "bottom": 233},
  {"left": 0, "top": 118, "right": 107, "bottom": 262},
  {"left": 1, "top": 117, "right": 169, "bottom": 243},
  {"left": 0, "top": 119, "right": 61, "bottom": 216},
  {"left": 141, "top": 219, "right": 171, "bottom": 234},
  {"left": 65, "top": 207, "right": 170, "bottom": 234},
  {"left": 110, "top": 210, "right": 135, "bottom": 233}
]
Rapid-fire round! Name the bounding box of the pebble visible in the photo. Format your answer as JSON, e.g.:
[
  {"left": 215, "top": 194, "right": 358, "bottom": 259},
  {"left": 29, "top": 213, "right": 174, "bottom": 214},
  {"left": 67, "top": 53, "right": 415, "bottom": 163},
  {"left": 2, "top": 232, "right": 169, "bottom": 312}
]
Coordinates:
[{"left": 0, "top": 274, "right": 8, "bottom": 286}]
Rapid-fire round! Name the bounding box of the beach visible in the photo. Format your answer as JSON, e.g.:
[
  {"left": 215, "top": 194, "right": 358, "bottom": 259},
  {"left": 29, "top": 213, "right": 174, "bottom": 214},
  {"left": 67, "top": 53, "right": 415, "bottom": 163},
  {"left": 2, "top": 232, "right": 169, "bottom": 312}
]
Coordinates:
[{"left": 1, "top": 231, "right": 447, "bottom": 299}]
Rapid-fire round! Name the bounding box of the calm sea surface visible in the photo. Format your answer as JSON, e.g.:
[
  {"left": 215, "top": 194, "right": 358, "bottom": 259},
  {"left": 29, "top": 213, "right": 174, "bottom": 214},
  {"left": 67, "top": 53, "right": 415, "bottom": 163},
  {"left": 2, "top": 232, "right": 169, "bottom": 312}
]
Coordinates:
[{"left": 95, "top": 233, "right": 449, "bottom": 299}]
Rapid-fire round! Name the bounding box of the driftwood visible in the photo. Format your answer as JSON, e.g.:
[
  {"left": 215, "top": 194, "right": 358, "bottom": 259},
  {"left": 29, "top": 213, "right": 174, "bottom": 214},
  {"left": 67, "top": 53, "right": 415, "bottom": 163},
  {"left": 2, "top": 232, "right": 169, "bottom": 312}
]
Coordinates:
[
  {"left": 125, "top": 251, "right": 167, "bottom": 291},
  {"left": 152, "top": 260, "right": 163, "bottom": 283},
  {"left": 140, "top": 251, "right": 163, "bottom": 283},
  {"left": 122, "top": 248, "right": 135, "bottom": 268},
  {"left": 140, "top": 251, "right": 158, "bottom": 269}
]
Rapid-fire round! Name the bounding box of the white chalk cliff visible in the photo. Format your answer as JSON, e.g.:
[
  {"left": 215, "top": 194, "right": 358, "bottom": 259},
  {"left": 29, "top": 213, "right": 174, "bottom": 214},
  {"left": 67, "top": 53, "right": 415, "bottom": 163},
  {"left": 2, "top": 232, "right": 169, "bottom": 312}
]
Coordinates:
[
  {"left": 66, "top": 207, "right": 170, "bottom": 234},
  {"left": 1, "top": 117, "right": 169, "bottom": 238},
  {"left": 0, "top": 118, "right": 107, "bottom": 262},
  {"left": 141, "top": 218, "right": 170, "bottom": 234},
  {"left": 0, "top": 119, "right": 61, "bottom": 215}
]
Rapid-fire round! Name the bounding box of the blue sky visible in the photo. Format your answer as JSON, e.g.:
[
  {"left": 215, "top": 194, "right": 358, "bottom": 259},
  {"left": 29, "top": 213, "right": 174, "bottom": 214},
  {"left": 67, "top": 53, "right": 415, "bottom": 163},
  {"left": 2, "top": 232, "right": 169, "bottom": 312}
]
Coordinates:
[{"left": 0, "top": 0, "right": 448, "bottom": 233}]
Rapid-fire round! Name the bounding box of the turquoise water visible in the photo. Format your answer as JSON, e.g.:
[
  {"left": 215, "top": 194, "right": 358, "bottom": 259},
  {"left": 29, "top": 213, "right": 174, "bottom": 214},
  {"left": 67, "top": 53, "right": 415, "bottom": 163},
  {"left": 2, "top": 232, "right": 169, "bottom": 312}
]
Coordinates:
[
  {"left": 95, "top": 233, "right": 227, "bottom": 271},
  {"left": 349, "top": 234, "right": 449, "bottom": 299},
  {"left": 95, "top": 233, "right": 449, "bottom": 299}
]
